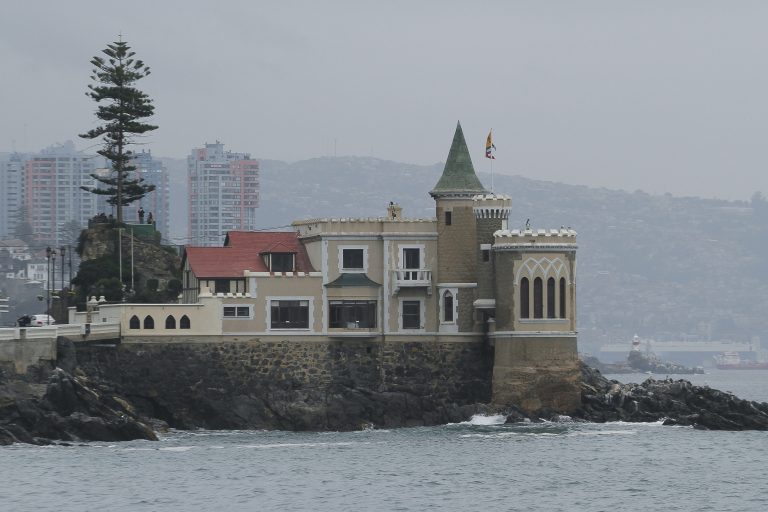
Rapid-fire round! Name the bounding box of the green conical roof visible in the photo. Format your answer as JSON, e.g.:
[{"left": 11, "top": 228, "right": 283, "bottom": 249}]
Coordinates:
[{"left": 430, "top": 121, "right": 487, "bottom": 197}]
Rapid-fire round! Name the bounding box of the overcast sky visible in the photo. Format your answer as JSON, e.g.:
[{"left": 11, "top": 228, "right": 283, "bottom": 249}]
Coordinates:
[{"left": 2, "top": 1, "right": 767, "bottom": 200}]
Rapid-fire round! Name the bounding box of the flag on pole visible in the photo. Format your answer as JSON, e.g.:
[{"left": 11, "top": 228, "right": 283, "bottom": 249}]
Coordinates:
[{"left": 485, "top": 130, "right": 496, "bottom": 159}]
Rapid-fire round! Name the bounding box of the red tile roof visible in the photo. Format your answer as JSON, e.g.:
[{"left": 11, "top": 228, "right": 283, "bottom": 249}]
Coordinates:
[{"left": 184, "top": 231, "right": 314, "bottom": 278}]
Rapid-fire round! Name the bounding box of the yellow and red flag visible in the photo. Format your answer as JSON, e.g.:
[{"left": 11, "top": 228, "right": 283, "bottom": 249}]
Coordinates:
[{"left": 485, "top": 130, "right": 496, "bottom": 159}]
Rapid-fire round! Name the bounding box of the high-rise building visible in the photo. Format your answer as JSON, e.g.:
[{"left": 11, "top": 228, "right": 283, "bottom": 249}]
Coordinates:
[
  {"left": 24, "top": 142, "right": 102, "bottom": 245},
  {"left": 187, "top": 142, "right": 259, "bottom": 246},
  {"left": 0, "top": 153, "right": 27, "bottom": 239},
  {"left": 121, "top": 150, "right": 171, "bottom": 239}
]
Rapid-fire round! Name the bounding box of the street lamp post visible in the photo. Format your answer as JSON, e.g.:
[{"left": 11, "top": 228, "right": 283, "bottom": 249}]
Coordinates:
[
  {"left": 60, "top": 246, "right": 66, "bottom": 293},
  {"left": 45, "top": 246, "right": 55, "bottom": 324},
  {"left": 59, "top": 246, "right": 67, "bottom": 315}
]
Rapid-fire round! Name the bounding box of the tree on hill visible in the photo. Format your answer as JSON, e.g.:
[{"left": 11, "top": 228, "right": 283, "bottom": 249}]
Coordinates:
[{"left": 79, "top": 38, "right": 157, "bottom": 224}]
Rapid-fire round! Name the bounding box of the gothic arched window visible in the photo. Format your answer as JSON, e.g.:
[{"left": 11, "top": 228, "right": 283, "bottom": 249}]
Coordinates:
[
  {"left": 180, "top": 315, "right": 191, "bottom": 329},
  {"left": 443, "top": 291, "right": 454, "bottom": 322},
  {"left": 547, "top": 277, "right": 556, "bottom": 318},
  {"left": 143, "top": 315, "right": 155, "bottom": 329},
  {"left": 533, "top": 277, "right": 543, "bottom": 319},
  {"left": 520, "top": 278, "right": 530, "bottom": 319},
  {"left": 129, "top": 315, "right": 140, "bottom": 329},
  {"left": 165, "top": 315, "right": 176, "bottom": 329},
  {"left": 560, "top": 278, "right": 566, "bottom": 319}
]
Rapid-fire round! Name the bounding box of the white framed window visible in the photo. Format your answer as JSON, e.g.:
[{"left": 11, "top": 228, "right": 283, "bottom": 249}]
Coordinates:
[
  {"left": 441, "top": 290, "right": 455, "bottom": 323},
  {"left": 266, "top": 296, "right": 314, "bottom": 331},
  {"left": 399, "top": 298, "right": 425, "bottom": 331},
  {"left": 222, "top": 305, "right": 252, "bottom": 319},
  {"left": 338, "top": 245, "right": 368, "bottom": 273},
  {"left": 398, "top": 244, "right": 425, "bottom": 280}
]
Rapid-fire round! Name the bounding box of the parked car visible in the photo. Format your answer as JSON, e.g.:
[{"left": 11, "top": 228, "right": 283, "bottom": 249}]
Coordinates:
[{"left": 20, "top": 314, "right": 56, "bottom": 327}]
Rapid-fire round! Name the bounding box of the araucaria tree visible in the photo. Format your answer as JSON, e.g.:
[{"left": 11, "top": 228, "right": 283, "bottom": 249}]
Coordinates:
[{"left": 80, "top": 39, "right": 157, "bottom": 224}]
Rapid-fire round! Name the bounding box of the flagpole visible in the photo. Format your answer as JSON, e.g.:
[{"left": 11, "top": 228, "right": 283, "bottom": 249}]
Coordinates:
[
  {"left": 490, "top": 128, "right": 494, "bottom": 193},
  {"left": 491, "top": 151, "right": 494, "bottom": 193}
]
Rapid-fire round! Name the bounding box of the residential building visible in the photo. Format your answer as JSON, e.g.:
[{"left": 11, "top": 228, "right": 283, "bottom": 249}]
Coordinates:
[
  {"left": 121, "top": 150, "right": 171, "bottom": 238},
  {"left": 187, "top": 142, "right": 260, "bottom": 246},
  {"left": 24, "top": 142, "right": 101, "bottom": 245},
  {"left": 0, "top": 153, "right": 27, "bottom": 239}
]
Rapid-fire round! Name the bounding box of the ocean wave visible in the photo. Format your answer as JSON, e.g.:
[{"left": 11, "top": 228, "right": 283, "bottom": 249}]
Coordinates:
[{"left": 448, "top": 414, "right": 508, "bottom": 427}]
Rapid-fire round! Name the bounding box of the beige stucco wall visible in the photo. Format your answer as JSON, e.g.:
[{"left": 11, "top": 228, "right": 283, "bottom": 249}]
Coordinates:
[{"left": 100, "top": 300, "right": 221, "bottom": 336}]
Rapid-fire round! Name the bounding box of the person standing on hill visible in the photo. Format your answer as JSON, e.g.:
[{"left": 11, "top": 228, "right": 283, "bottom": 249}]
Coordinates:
[{"left": 138, "top": 207, "right": 145, "bottom": 224}]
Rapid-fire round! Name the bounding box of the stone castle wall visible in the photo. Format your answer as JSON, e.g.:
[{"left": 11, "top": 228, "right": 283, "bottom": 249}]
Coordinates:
[{"left": 73, "top": 337, "right": 493, "bottom": 430}]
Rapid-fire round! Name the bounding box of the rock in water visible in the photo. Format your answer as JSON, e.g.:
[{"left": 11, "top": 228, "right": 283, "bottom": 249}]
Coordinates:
[
  {"left": 0, "top": 368, "right": 157, "bottom": 445},
  {"left": 574, "top": 363, "right": 768, "bottom": 430}
]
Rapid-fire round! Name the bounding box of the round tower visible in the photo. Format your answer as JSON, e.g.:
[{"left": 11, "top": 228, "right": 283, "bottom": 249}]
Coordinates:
[{"left": 473, "top": 193, "right": 511, "bottom": 310}]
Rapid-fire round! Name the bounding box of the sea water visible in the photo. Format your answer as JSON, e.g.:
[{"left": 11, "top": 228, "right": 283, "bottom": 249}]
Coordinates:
[{"left": 2, "top": 369, "right": 767, "bottom": 512}]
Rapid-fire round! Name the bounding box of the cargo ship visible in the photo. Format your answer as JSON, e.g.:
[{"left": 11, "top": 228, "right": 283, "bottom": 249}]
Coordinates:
[{"left": 713, "top": 351, "right": 768, "bottom": 370}]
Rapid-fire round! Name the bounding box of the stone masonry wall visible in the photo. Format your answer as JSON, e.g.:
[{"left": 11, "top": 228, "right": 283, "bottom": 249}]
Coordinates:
[{"left": 73, "top": 337, "right": 493, "bottom": 431}]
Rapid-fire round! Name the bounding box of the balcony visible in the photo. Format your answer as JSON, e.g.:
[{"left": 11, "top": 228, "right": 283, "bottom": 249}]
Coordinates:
[{"left": 392, "top": 268, "right": 432, "bottom": 294}]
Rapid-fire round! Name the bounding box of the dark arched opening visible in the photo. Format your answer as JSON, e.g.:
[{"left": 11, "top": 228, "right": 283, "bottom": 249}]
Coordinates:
[
  {"left": 533, "top": 277, "right": 543, "bottom": 319},
  {"left": 520, "top": 278, "right": 530, "bottom": 319}
]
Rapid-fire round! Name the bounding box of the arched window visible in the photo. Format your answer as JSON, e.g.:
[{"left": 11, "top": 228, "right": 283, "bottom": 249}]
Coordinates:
[
  {"left": 533, "top": 277, "right": 543, "bottom": 319},
  {"left": 560, "top": 278, "right": 566, "bottom": 319},
  {"left": 165, "top": 315, "right": 176, "bottom": 329},
  {"left": 180, "top": 315, "right": 191, "bottom": 329},
  {"left": 520, "top": 278, "right": 530, "bottom": 319},
  {"left": 143, "top": 315, "right": 155, "bottom": 329},
  {"left": 547, "top": 277, "right": 556, "bottom": 318},
  {"left": 129, "top": 315, "right": 140, "bottom": 329},
  {"left": 443, "top": 291, "right": 454, "bottom": 322}
]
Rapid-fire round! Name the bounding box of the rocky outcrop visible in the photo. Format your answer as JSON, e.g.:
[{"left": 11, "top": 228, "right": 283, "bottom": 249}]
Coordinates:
[
  {"left": 78, "top": 224, "right": 180, "bottom": 290},
  {"left": 570, "top": 364, "right": 768, "bottom": 430},
  {"left": 581, "top": 352, "right": 704, "bottom": 375},
  {"left": 0, "top": 367, "right": 159, "bottom": 446}
]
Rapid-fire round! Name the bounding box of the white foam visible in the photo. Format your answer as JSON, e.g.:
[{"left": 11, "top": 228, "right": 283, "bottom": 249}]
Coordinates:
[
  {"left": 242, "top": 442, "right": 359, "bottom": 449},
  {"left": 453, "top": 414, "right": 508, "bottom": 426}
]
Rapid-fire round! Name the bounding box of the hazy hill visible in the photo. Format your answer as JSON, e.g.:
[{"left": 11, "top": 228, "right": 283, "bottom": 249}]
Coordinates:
[{"left": 163, "top": 155, "right": 768, "bottom": 350}]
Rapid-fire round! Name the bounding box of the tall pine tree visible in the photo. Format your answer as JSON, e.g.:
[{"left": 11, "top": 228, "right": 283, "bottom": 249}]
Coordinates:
[{"left": 80, "top": 38, "right": 157, "bottom": 224}]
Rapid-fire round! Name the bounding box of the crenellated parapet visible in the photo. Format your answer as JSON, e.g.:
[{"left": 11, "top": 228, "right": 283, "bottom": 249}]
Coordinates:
[
  {"left": 493, "top": 228, "right": 577, "bottom": 252},
  {"left": 472, "top": 193, "right": 511, "bottom": 219}
]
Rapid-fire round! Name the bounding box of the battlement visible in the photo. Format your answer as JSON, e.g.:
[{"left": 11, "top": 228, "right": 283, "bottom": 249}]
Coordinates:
[
  {"left": 493, "top": 228, "right": 577, "bottom": 250},
  {"left": 293, "top": 217, "right": 436, "bottom": 237},
  {"left": 472, "top": 194, "right": 511, "bottom": 219}
]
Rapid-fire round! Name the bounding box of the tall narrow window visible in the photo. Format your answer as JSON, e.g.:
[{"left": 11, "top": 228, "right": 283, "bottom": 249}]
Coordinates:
[
  {"left": 547, "top": 277, "right": 556, "bottom": 318},
  {"left": 520, "top": 278, "right": 530, "bottom": 319},
  {"left": 533, "top": 277, "right": 543, "bottom": 319},
  {"left": 165, "top": 315, "right": 176, "bottom": 329},
  {"left": 445, "top": 211, "right": 452, "bottom": 226},
  {"left": 560, "top": 278, "right": 566, "bottom": 319},
  {"left": 402, "top": 300, "right": 421, "bottom": 329},
  {"left": 403, "top": 248, "right": 420, "bottom": 280},
  {"left": 143, "top": 315, "right": 155, "bottom": 329},
  {"left": 443, "top": 291, "right": 454, "bottom": 322}
]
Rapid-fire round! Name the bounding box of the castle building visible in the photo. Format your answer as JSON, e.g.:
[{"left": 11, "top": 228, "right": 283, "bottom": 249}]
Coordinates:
[
  {"left": 160, "top": 122, "right": 580, "bottom": 412},
  {"left": 187, "top": 142, "right": 260, "bottom": 246}
]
